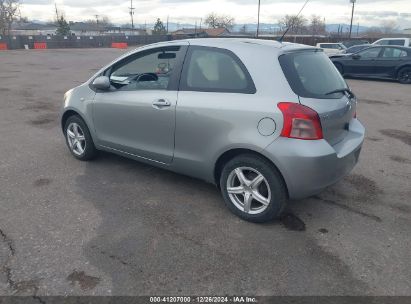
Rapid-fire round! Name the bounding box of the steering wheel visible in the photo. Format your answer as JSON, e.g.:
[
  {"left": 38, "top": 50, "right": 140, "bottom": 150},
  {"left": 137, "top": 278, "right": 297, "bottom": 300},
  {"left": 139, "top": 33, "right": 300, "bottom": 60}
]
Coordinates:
[{"left": 135, "top": 73, "right": 158, "bottom": 82}]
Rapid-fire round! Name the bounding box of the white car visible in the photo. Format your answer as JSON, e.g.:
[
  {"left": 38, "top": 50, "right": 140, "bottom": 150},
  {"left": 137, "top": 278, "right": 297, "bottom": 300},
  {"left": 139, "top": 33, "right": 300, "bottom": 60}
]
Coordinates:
[
  {"left": 316, "top": 43, "right": 347, "bottom": 56},
  {"left": 372, "top": 38, "right": 411, "bottom": 47}
]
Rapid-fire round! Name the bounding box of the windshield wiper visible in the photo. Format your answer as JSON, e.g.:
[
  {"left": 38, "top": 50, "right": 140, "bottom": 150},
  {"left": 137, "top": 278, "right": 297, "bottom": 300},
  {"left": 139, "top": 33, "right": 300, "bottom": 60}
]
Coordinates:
[{"left": 325, "top": 88, "right": 354, "bottom": 97}]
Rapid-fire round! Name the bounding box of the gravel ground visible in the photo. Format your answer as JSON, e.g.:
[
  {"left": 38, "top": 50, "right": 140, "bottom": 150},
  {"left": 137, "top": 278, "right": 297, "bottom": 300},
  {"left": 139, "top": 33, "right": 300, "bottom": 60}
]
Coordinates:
[{"left": 0, "top": 48, "right": 410, "bottom": 296}]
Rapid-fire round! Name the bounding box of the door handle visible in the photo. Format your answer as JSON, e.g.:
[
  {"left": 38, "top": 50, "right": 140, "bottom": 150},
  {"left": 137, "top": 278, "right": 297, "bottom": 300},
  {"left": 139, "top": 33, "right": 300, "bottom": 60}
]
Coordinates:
[{"left": 152, "top": 99, "right": 171, "bottom": 109}]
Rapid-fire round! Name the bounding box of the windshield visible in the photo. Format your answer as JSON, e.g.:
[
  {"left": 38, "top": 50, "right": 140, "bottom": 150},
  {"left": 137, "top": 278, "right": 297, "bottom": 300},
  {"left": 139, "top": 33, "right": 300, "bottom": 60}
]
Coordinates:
[{"left": 279, "top": 50, "right": 348, "bottom": 99}]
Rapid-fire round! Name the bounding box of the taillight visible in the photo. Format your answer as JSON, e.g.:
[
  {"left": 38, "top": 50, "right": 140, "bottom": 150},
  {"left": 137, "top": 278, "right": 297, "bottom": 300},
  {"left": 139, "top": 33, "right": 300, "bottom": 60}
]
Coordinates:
[{"left": 277, "top": 102, "right": 323, "bottom": 140}]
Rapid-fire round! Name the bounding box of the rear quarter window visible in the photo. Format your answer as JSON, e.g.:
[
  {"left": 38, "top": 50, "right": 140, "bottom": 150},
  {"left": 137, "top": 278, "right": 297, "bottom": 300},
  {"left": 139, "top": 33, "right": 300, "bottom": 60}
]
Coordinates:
[
  {"left": 279, "top": 50, "right": 348, "bottom": 99},
  {"left": 180, "top": 46, "right": 256, "bottom": 94}
]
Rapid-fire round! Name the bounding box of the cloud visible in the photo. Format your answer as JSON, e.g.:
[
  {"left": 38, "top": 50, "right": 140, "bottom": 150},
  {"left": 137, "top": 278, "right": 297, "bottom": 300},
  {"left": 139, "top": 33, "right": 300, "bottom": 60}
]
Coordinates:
[{"left": 20, "top": 0, "right": 411, "bottom": 28}]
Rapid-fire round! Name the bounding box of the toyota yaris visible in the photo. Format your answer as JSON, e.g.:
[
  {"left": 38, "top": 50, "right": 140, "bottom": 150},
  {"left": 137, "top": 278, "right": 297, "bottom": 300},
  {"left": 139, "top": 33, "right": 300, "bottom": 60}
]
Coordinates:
[{"left": 61, "top": 38, "right": 365, "bottom": 223}]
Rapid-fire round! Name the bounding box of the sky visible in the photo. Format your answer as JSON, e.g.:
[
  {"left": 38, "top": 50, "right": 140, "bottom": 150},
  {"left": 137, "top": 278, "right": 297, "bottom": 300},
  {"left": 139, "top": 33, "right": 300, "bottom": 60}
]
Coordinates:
[{"left": 21, "top": 0, "right": 411, "bottom": 29}]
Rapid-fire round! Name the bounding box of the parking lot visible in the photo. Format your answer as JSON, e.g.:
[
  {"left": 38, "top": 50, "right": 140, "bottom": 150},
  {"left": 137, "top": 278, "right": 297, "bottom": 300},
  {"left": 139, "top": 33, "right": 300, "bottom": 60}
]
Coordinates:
[{"left": 0, "top": 48, "right": 410, "bottom": 296}]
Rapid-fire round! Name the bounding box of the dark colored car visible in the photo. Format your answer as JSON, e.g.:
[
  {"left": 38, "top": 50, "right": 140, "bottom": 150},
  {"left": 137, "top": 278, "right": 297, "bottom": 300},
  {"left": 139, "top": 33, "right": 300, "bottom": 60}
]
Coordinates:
[
  {"left": 331, "top": 46, "right": 411, "bottom": 84},
  {"left": 340, "top": 40, "right": 370, "bottom": 48},
  {"left": 343, "top": 44, "right": 371, "bottom": 55}
]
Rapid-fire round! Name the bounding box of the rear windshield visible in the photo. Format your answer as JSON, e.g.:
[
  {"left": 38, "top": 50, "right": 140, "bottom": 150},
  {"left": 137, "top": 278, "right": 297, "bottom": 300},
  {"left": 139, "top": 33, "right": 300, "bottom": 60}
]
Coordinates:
[{"left": 279, "top": 50, "right": 348, "bottom": 99}]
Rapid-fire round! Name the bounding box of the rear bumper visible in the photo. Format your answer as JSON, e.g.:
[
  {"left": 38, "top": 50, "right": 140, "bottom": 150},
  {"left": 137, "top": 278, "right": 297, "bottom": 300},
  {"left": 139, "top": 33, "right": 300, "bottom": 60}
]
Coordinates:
[{"left": 263, "top": 119, "right": 365, "bottom": 200}]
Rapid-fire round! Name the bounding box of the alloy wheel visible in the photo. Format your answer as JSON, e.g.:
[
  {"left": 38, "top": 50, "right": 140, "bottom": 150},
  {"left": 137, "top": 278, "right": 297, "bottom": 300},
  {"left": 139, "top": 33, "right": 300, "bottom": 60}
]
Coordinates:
[
  {"left": 66, "top": 122, "right": 86, "bottom": 156},
  {"left": 399, "top": 68, "right": 411, "bottom": 83},
  {"left": 226, "top": 167, "right": 271, "bottom": 215}
]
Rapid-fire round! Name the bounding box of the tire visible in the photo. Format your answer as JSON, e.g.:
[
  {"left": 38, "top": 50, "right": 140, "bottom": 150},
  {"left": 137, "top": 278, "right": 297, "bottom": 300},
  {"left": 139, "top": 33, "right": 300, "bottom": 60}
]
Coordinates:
[
  {"left": 219, "top": 154, "right": 288, "bottom": 223},
  {"left": 397, "top": 67, "right": 411, "bottom": 84},
  {"left": 64, "top": 115, "right": 97, "bottom": 161},
  {"left": 334, "top": 63, "right": 344, "bottom": 75}
]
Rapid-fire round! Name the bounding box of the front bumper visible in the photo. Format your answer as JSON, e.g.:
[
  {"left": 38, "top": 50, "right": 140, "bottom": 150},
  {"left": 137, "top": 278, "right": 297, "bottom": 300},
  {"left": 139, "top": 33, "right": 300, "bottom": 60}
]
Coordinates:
[{"left": 263, "top": 119, "right": 365, "bottom": 200}]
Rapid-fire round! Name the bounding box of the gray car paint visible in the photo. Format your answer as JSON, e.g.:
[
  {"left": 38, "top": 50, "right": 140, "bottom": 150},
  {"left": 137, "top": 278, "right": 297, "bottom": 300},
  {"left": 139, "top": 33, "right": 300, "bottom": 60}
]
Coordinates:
[{"left": 61, "top": 38, "right": 365, "bottom": 199}]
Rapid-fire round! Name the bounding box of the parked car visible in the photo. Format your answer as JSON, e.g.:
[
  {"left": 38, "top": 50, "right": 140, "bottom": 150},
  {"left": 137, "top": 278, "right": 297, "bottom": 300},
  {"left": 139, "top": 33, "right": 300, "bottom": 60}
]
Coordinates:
[
  {"left": 329, "top": 44, "right": 371, "bottom": 59},
  {"left": 61, "top": 39, "right": 364, "bottom": 223},
  {"left": 316, "top": 43, "right": 347, "bottom": 56},
  {"left": 340, "top": 40, "right": 370, "bottom": 48},
  {"left": 372, "top": 38, "right": 411, "bottom": 47},
  {"left": 331, "top": 45, "right": 411, "bottom": 84},
  {"left": 344, "top": 44, "right": 371, "bottom": 55}
]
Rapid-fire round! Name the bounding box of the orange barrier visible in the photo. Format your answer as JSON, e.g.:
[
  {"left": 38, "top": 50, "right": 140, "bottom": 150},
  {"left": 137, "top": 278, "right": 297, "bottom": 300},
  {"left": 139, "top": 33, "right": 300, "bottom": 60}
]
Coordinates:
[
  {"left": 111, "top": 42, "right": 128, "bottom": 49},
  {"left": 34, "top": 42, "right": 47, "bottom": 49},
  {"left": 0, "top": 43, "right": 8, "bottom": 50}
]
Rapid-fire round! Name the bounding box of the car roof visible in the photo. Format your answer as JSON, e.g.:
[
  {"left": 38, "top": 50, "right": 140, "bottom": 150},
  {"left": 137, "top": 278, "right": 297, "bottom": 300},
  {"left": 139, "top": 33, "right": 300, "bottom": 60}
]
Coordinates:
[
  {"left": 137, "top": 38, "right": 316, "bottom": 55},
  {"left": 365, "top": 45, "right": 411, "bottom": 50},
  {"left": 375, "top": 37, "right": 409, "bottom": 40}
]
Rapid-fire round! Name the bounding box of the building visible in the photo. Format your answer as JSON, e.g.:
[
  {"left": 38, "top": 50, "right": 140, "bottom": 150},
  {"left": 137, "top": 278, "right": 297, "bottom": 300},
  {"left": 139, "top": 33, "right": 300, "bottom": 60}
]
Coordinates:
[
  {"left": 172, "top": 27, "right": 230, "bottom": 38},
  {"left": 403, "top": 28, "right": 411, "bottom": 35},
  {"left": 204, "top": 28, "right": 230, "bottom": 37},
  {"left": 10, "top": 22, "right": 148, "bottom": 37},
  {"left": 10, "top": 23, "right": 57, "bottom": 36}
]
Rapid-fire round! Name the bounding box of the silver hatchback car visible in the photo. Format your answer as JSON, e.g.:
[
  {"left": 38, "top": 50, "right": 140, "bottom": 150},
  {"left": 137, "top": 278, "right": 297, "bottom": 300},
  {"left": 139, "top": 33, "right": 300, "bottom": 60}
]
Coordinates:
[{"left": 61, "top": 38, "right": 365, "bottom": 222}]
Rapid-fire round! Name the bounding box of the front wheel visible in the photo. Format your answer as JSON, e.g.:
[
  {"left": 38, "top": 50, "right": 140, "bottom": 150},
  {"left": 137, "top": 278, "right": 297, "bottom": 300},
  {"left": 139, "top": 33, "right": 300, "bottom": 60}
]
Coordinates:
[
  {"left": 220, "top": 154, "right": 288, "bottom": 223},
  {"left": 397, "top": 67, "right": 411, "bottom": 84},
  {"left": 64, "top": 115, "right": 97, "bottom": 161}
]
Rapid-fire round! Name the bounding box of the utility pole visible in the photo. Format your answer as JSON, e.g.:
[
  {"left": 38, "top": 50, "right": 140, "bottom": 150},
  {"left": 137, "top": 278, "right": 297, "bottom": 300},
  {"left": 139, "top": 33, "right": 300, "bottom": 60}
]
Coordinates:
[
  {"left": 256, "top": 0, "right": 261, "bottom": 37},
  {"left": 166, "top": 15, "right": 169, "bottom": 33},
  {"left": 129, "top": 0, "right": 135, "bottom": 30},
  {"left": 349, "top": 0, "right": 356, "bottom": 39}
]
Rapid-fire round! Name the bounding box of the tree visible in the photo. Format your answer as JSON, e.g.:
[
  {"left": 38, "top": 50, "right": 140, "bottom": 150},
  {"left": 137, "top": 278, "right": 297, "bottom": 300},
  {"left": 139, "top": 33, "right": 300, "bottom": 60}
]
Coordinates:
[
  {"left": 309, "top": 15, "right": 326, "bottom": 35},
  {"left": 205, "top": 13, "right": 235, "bottom": 30},
  {"left": 278, "top": 15, "right": 307, "bottom": 35},
  {"left": 0, "top": 0, "right": 20, "bottom": 36},
  {"left": 153, "top": 18, "right": 166, "bottom": 35},
  {"left": 56, "top": 15, "right": 70, "bottom": 36},
  {"left": 85, "top": 16, "right": 112, "bottom": 27},
  {"left": 380, "top": 20, "right": 398, "bottom": 34},
  {"left": 364, "top": 27, "right": 383, "bottom": 39}
]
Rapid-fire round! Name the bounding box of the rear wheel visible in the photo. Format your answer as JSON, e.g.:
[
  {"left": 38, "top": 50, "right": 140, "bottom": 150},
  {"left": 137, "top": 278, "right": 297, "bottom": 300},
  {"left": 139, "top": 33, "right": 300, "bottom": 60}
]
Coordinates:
[
  {"left": 220, "top": 154, "right": 287, "bottom": 223},
  {"left": 398, "top": 67, "right": 411, "bottom": 84},
  {"left": 334, "top": 63, "right": 344, "bottom": 75},
  {"left": 64, "top": 115, "right": 97, "bottom": 161}
]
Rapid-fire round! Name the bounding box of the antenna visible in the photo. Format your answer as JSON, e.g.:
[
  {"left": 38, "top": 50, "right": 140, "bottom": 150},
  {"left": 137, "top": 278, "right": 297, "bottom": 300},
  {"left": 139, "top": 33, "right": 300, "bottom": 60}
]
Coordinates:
[{"left": 278, "top": 0, "right": 310, "bottom": 42}]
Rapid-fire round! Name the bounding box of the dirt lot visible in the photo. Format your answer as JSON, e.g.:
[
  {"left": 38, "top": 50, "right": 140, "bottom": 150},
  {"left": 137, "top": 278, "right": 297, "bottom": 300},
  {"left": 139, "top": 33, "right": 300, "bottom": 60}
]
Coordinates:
[{"left": 0, "top": 48, "right": 410, "bottom": 296}]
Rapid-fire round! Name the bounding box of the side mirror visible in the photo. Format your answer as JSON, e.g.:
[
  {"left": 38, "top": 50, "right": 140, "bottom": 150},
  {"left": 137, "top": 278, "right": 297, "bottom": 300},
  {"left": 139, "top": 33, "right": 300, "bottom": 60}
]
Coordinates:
[
  {"left": 352, "top": 54, "right": 361, "bottom": 60},
  {"left": 92, "top": 76, "right": 111, "bottom": 90}
]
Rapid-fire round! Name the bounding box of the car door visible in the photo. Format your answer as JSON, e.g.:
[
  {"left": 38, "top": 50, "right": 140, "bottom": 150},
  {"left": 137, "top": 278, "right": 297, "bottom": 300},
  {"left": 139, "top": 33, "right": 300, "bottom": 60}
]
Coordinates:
[
  {"left": 373, "top": 47, "right": 408, "bottom": 78},
  {"left": 92, "top": 43, "right": 188, "bottom": 164},
  {"left": 173, "top": 46, "right": 260, "bottom": 179},
  {"left": 344, "top": 47, "right": 383, "bottom": 75}
]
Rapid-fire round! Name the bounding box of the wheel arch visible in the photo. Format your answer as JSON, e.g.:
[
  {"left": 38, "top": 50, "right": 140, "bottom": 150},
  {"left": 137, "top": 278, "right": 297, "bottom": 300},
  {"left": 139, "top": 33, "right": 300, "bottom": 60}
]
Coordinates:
[
  {"left": 61, "top": 109, "right": 94, "bottom": 138},
  {"left": 213, "top": 148, "right": 289, "bottom": 197},
  {"left": 395, "top": 64, "right": 411, "bottom": 78}
]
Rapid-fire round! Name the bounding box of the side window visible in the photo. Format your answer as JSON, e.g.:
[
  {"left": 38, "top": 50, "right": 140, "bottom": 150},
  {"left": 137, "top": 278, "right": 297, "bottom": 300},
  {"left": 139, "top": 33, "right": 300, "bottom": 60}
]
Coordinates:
[
  {"left": 358, "top": 47, "right": 382, "bottom": 58},
  {"left": 389, "top": 40, "right": 405, "bottom": 46},
  {"left": 382, "top": 48, "right": 407, "bottom": 58},
  {"left": 109, "top": 46, "right": 183, "bottom": 91},
  {"left": 375, "top": 40, "right": 390, "bottom": 46},
  {"left": 181, "top": 47, "right": 256, "bottom": 94}
]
